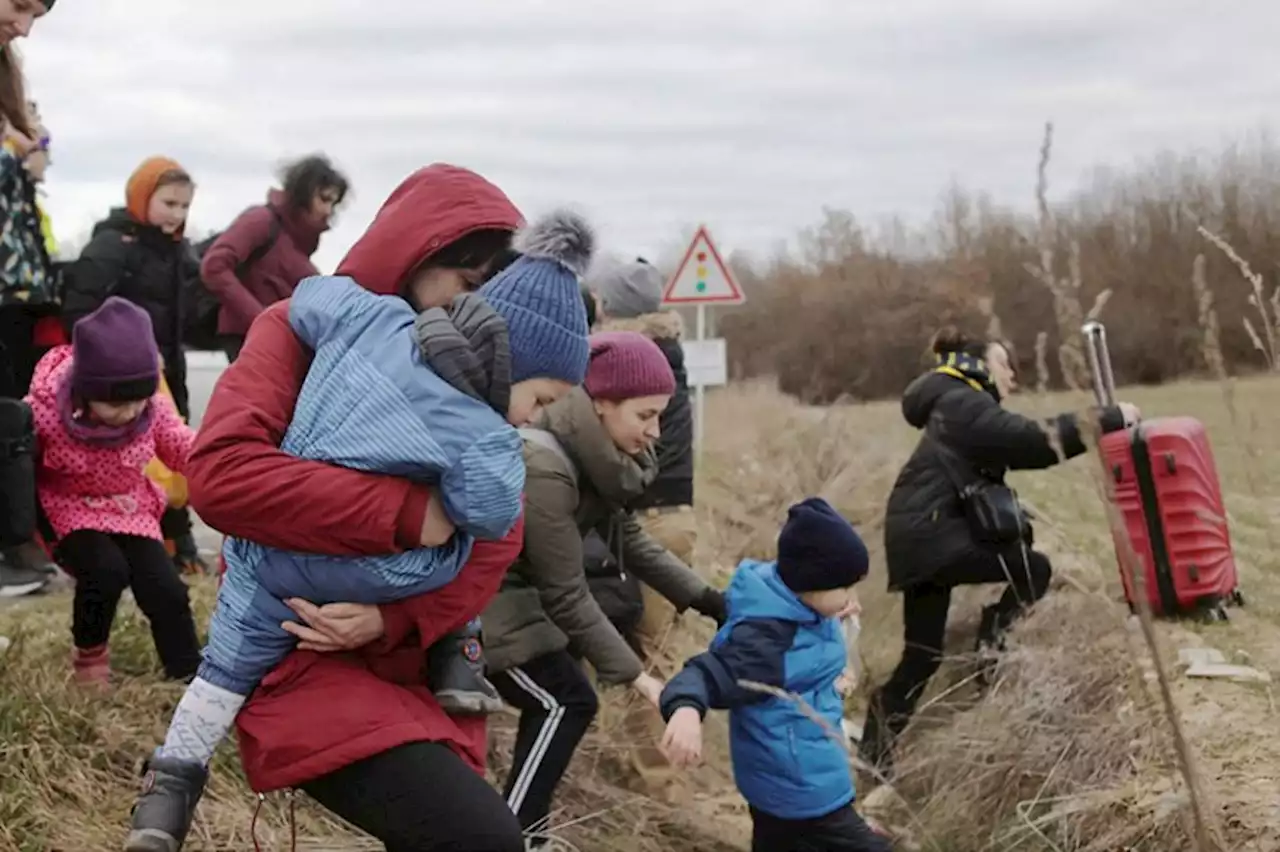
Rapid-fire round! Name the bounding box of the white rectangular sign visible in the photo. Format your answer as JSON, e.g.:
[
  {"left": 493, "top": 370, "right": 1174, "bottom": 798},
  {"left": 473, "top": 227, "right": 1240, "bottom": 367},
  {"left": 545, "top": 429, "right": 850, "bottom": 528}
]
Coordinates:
[{"left": 682, "top": 338, "right": 727, "bottom": 387}]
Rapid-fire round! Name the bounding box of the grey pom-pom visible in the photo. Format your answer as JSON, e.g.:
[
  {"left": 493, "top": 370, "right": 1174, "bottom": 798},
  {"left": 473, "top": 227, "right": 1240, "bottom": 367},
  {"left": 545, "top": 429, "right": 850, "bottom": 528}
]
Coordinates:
[{"left": 513, "top": 209, "right": 595, "bottom": 278}]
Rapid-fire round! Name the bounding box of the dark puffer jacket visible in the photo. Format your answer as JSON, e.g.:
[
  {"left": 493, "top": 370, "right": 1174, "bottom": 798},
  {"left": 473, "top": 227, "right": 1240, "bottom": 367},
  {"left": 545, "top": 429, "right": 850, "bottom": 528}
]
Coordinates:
[
  {"left": 596, "top": 311, "right": 693, "bottom": 508},
  {"left": 63, "top": 209, "right": 197, "bottom": 366},
  {"left": 883, "top": 370, "right": 1123, "bottom": 591}
]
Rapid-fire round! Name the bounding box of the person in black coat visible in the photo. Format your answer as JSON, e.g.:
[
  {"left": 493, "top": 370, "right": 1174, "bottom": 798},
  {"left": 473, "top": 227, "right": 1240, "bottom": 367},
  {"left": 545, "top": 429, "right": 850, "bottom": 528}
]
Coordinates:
[
  {"left": 859, "top": 326, "right": 1139, "bottom": 776},
  {"left": 62, "top": 156, "right": 206, "bottom": 573}
]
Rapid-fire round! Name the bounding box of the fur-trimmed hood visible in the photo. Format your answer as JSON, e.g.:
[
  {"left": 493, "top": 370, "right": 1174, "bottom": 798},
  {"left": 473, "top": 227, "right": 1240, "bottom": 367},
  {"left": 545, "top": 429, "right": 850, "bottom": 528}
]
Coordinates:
[{"left": 596, "top": 310, "right": 683, "bottom": 342}]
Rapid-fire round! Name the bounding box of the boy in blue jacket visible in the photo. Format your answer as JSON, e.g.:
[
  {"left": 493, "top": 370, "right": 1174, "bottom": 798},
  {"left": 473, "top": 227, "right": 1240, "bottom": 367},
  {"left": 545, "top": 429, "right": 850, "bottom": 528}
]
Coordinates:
[{"left": 660, "top": 498, "right": 891, "bottom": 852}]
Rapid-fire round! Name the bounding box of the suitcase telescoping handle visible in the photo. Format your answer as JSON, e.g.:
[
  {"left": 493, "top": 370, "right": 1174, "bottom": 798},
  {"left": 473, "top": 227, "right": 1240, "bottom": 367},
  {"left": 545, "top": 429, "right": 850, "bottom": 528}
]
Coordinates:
[{"left": 1081, "top": 320, "right": 1117, "bottom": 408}]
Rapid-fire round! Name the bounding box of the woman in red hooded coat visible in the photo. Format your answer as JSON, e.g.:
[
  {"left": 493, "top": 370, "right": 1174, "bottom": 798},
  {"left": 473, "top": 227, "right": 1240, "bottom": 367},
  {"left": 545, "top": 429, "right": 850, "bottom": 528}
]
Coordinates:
[{"left": 174, "top": 165, "right": 529, "bottom": 852}]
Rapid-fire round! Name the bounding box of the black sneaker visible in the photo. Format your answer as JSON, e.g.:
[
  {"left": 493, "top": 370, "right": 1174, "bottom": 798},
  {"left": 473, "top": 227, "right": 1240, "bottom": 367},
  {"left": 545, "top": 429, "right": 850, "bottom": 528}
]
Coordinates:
[
  {"left": 124, "top": 753, "right": 208, "bottom": 852},
  {"left": 0, "top": 549, "right": 48, "bottom": 598},
  {"left": 7, "top": 541, "right": 58, "bottom": 575},
  {"left": 428, "top": 627, "right": 506, "bottom": 715}
]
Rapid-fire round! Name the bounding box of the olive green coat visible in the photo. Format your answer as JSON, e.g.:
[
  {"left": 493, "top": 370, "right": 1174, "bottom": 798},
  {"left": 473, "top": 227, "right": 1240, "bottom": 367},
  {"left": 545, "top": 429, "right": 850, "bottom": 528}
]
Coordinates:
[{"left": 482, "top": 387, "right": 710, "bottom": 684}]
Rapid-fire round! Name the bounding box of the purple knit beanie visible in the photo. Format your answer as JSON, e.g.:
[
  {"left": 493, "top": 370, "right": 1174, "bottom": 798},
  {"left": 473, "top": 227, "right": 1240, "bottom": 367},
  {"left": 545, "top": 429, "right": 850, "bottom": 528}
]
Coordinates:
[
  {"left": 71, "top": 297, "right": 159, "bottom": 402},
  {"left": 583, "top": 331, "right": 675, "bottom": 401}
]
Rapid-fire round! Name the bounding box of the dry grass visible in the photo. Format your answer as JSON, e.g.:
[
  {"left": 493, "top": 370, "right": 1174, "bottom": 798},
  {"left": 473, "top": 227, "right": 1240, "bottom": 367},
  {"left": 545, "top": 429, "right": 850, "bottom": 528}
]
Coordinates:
[{"left": 4, "top": 376, "right": 1280, "bottom": 851}]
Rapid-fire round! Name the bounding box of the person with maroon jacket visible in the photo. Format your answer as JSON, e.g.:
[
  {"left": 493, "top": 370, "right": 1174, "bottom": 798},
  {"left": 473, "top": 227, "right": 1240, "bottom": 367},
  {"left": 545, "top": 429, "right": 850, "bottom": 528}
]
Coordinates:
[
  {"left": 134, "top": 165, "right": 527, "bottom": 852},
  {"left": 199, "top": 154, "right": 348, "bottom": 362}
]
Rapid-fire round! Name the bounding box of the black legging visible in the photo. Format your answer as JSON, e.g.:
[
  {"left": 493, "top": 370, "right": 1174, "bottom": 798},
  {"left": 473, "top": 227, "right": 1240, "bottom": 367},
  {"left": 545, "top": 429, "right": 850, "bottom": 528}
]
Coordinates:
[
  {"left": 301, "top": 741, "right": 525, "bottom": 852},
  {"left": 0, "top": 304, "right": 40, "bottom": 400},
  {"left": 57, "top": 529, "right": 201, "bottom": 679},
  {"left": 159, "top": 351, "right": 194, "bottom": 548},
  {"left": 867, "top": 544, "right": 1052, "bottom": 752}
]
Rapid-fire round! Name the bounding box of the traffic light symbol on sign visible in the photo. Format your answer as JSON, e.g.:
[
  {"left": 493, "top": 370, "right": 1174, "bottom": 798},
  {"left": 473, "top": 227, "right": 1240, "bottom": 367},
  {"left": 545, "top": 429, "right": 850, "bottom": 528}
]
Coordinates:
[{"left": 661, "top": 225, "right": 745, "bottom": 305}]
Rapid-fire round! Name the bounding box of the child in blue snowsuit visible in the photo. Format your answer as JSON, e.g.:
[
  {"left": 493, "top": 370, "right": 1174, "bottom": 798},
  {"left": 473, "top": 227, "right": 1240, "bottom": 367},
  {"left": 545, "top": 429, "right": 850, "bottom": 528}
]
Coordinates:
[
  {"left": 128, "top": 212, "right": 593, "bottom": 852},
  {"left": 659, "top": 498, "right": 892, "bottom": 852}
]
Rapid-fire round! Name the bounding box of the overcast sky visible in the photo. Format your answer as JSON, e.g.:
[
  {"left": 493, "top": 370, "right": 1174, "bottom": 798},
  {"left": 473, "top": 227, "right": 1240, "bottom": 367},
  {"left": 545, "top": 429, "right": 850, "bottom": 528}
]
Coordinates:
[{"left": 21, "top": 0, "right": 1278, "bottom": 272}]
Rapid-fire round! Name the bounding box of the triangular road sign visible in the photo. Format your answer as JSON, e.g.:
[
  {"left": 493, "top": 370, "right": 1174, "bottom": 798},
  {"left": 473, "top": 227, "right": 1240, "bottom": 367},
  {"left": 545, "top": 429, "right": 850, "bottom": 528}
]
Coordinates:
[{"left": 662, "top": 225, "right": 745, "bottom": 305}]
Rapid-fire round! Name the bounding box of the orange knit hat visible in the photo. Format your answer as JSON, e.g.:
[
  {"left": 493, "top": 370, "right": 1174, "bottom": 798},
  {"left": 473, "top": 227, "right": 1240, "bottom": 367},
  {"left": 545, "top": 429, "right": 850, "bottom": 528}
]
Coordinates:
[{"left": 125, "top": 156, "right": 188, "bottom": 237}]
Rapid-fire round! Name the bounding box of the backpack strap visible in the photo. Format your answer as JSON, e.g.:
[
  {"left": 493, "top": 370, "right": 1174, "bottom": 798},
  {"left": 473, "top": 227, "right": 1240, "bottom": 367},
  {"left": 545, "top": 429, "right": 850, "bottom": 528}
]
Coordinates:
[
  {"left": 235, "top": 206, "right": 282, "bottom": 278},
  {"left": 519, "top": 427, "right": 578, "bottom": 482},
  {"left": 106, "top": 228, "right": 146, "bottom": 299}
]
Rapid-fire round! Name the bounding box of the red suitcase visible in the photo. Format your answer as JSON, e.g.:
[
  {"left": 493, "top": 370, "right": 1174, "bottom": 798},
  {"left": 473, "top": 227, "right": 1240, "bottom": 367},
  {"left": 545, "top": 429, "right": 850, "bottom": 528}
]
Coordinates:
[{"left": 1083, "top": 322, "right": 1241, "bottom": 619}]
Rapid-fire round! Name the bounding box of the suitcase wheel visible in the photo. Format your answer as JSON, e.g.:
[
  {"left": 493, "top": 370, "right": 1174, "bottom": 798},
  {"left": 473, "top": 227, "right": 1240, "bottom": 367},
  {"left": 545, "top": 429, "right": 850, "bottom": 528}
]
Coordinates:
[{"left": 1203, "top": 603, "right": 1230, "bottom": 623}]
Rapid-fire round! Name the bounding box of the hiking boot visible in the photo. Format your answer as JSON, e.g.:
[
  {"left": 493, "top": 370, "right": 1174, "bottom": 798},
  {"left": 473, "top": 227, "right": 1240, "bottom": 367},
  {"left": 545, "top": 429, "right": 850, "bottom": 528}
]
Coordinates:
[
  {"left": 72, "top": 643, "right": 111, "bottom": 689},
  {"left": 168, "top": 532, "right": 211, "bottom": 576},
  {"left": 428, "top": 624, "right": 506, "bottom": 715},
  {"left": 0, "top": 549, "right": 48, "bottom": 598},
  {"left": 125, "top": 753, "right": 208, "bottom": 852}
]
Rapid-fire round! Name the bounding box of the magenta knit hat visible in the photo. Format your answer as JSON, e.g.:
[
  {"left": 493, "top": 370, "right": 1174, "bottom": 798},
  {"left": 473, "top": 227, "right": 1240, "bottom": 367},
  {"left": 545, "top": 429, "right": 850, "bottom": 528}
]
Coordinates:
[
  {"left": 71, "top": 297, "right": 159, "bottom": 402},
  {"left": 583, "top": 331, "right": 676, "bottom": 401}
]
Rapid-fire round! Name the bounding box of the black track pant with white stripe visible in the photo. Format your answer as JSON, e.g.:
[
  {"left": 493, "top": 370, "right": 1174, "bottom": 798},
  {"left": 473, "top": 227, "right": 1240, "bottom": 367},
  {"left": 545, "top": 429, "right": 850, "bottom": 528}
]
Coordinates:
[{"left": 491, "top": 651, "right": 599, "bottom": 843}]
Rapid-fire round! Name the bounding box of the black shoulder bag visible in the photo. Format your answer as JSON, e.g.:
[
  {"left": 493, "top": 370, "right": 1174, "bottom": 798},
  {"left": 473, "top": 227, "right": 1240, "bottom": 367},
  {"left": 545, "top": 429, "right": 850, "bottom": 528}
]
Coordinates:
[{"left": 927, "top": 421, "right": 1026, "bottom": 545}]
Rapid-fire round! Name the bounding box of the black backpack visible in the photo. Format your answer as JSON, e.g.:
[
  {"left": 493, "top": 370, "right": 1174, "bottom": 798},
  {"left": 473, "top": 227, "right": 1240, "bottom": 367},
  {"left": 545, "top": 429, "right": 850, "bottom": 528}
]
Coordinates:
[{"left": 183, "top": 208, "right": 281, "bottom": 350}]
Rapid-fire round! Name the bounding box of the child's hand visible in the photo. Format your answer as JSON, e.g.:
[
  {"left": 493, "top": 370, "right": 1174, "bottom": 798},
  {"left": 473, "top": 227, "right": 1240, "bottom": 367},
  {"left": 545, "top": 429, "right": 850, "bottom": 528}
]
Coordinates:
[
  {"left": 835, "top": 668, "right": 857, "bottom": 697},
  {"left": 661, "top": 707, "right": 704, "bottom": 768},
  {"left": 835, "top": 591, "right": 862, "bottom": 620}
]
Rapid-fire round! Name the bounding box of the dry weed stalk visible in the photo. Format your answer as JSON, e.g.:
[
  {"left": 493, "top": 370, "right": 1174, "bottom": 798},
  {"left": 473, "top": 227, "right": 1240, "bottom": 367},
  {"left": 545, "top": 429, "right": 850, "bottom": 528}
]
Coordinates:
[
  {"left": 1025, "top": 121, "right": 1112, "bottom": 391},
  {"left": 1076, "top": 414, "right": 1221, "bottom": 851},
  {"left": 736, "top": 680, "right": 931, "bottom": 851},
  {"left": 1191, "top": 255, "right": 1225, "bottom": 377},
  {"left": 1191, "top": 252, "right": 1279, "bottom": 556},
  {"left": 1197, "top": 225, "right": 1280, "bottom": 369},
  {"left": 1034, "top": 330, "right": 1051, "bottom": 394},
  {"left": 978, "top": 295, "right": 1003, "bottom": 342}
]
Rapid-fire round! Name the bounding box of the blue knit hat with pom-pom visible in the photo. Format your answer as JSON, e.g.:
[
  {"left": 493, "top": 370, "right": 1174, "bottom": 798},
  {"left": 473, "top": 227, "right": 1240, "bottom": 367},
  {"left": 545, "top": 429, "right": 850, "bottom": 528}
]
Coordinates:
[{"left": 479, "top": 210, "right": 593, "bottom": 385}]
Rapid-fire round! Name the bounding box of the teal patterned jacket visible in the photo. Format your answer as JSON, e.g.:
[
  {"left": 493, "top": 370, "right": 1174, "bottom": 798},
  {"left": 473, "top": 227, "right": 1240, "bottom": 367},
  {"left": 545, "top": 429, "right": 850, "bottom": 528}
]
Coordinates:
[{"left": 0, "top": 148, "right": 57, "bottom": 308}]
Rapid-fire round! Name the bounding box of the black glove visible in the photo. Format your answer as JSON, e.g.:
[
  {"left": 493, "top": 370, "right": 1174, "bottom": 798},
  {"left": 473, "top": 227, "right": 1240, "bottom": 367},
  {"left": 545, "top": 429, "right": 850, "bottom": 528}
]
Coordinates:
[
  {"left": 691, "top": 587, "right": 727, "bottom": 627},
  {"left": 1097, "top": 405, "right": 1127, "bottom": 434}
]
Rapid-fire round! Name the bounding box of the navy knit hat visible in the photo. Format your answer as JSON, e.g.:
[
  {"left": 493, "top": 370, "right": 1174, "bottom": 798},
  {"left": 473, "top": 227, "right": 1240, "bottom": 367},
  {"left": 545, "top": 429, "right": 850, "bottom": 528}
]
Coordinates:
[
  {"left": 776, "top": 498, "right": 869, "bottom": 593},
  {"left": 480, "top": 210, "right": 592, "bottom": 385},
  {"left": 71, "top": 297, "right": 159, "bottom": 402}
]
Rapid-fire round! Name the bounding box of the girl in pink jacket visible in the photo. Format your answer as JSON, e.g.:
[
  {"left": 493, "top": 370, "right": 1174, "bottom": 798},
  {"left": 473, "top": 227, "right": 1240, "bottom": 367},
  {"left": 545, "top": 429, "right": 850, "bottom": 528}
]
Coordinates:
[{"left": 26, "top": 296, "right": 201, "bottom": 687}]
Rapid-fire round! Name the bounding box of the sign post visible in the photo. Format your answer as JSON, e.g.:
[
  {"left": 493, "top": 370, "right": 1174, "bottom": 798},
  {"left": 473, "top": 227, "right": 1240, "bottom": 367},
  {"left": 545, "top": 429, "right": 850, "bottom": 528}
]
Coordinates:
[{"left": 661, "top": 225, "right": 745, "bottom": 458}]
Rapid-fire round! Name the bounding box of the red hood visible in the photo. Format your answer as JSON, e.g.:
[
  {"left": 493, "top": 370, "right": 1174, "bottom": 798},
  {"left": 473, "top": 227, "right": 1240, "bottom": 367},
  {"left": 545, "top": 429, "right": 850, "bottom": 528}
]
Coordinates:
[{"left": 335, "top": 164, "right": 523, "bottom": 296}]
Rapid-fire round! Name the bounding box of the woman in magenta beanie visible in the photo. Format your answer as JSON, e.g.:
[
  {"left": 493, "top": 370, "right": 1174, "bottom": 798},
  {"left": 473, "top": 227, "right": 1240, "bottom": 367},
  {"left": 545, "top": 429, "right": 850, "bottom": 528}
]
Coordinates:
[{"left": 480, "top": 330, "right": 726, "bottom": 845}]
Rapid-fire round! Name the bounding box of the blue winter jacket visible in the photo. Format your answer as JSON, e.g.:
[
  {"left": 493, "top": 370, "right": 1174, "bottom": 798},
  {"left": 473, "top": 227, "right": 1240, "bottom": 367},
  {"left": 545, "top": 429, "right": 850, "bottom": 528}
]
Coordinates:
[
  {"left": 222, "top": 276, "right": 525, "bottom": 606},
  {"left": 660, "top": 559, "right": 853, "bottom": 820}
]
